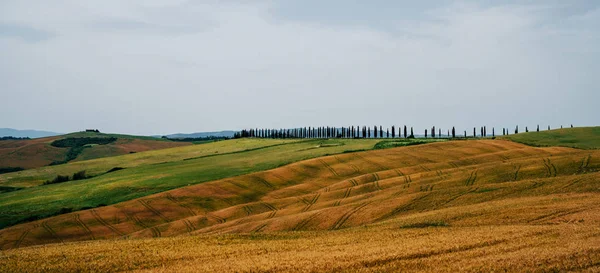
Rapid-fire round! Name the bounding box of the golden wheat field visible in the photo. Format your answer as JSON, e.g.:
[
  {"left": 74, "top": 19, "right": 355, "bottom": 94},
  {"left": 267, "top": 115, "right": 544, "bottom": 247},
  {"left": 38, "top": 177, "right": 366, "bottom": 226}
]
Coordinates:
[{"left": 1, "top": 139, "right": 600, "bottom": 272}]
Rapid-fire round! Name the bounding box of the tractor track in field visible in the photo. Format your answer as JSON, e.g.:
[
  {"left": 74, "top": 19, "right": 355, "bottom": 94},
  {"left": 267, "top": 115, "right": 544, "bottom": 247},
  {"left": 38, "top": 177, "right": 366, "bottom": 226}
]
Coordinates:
[
  {"left": 437, "top": 188, "right": 478, "bottom": 208},
  {"left": 330, "top": 202, "right": 372, "bottom": 230},
  {"left": 41, "top": 221, "right": 63, "bottom": 243},
  {"left": 117, "top": 207, "right": 147, "bottom": 229},
  {"left": 165, "top": 193, "right": 196, "bottom": 216},
  {"left": 319, "top": 159, "right": 339, "bottom": 177},
  {"left": 243, "top": 205, "right": 253, "bottom": 216},
  {"left": 262, "top": 203, "right": 278, "bottom": 219},
  {"left": 394, "top": 169, "right": 405, "bottom": 177},
  {"left": 302, "top": 193, "right": 321, "bottom": 212},
  {"left": 373, "top": 173, "right": 383, "bottom": 191},
  {"left": 293, "top": 211, "right": 325, "bottom": 231},
  {"left": 138, "top": 200, "right": 169, "bottom": 222},
  {"left": 208, "top": 214, "right": 226, "bottom": 224},
  {"left": 334, "top": 188, "right": 352, "bottom": 206},
  {"left": 579, "top": 155, "right": 592, "bottom": 173},
  {"left": 378, "top": 193, "right": 431, "bottom": 221},
  {"left": 348, "top": 164, "right": 361, "bottom": 174},
  {"left": 528, "top": 206, "right": 593, "bottom": 223},
  {"left": 513, "top": 165, "right": 521, "bottom": 181},
  {"left": 349, "top": 179, "right": 359, "bottom": 187},
  {"left": 182, "top": 219, "right": 196, "bottom": 233},
  {"left": 150, "top": 227, "right": 161, "bottom": 238},
  {"left": 73, "top": 213, "right": 94, "bottom": 240},
  {"left": 252, "top": 223, "right": 269, "bottom": 233},
  {"left": 559, "top": 178, "right": 584, "bottom": 191},
  {"left": 13, "top": 229, "right": 30, "bottom": 248},
  {"left": 255, "top": 177, "right": 275, "bottom": 189},
  {"left": 465, "top": 170, "right": 478, "bottom": 186},
  {"left": 91, "top": 209, "right": 124, "bottom": 236}
]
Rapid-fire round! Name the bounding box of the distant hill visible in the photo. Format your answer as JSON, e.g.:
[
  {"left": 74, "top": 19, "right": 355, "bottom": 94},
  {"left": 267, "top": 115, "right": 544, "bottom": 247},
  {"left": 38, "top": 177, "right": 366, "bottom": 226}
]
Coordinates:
[
  {"left": 0, "top": 131, "right": 191, "bottom": 172},
  {"left": 160, "top": 131, "right": 236, "bottom": 139},
  {"left": 0, "top": 128, "right": 61, "bottom": 138}
]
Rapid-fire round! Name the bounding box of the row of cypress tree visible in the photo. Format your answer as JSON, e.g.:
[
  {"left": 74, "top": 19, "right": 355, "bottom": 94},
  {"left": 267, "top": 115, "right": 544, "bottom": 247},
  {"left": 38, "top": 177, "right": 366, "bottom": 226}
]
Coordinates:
[{"left": 235, "top": 124, "right": 567, "bottom": 139}]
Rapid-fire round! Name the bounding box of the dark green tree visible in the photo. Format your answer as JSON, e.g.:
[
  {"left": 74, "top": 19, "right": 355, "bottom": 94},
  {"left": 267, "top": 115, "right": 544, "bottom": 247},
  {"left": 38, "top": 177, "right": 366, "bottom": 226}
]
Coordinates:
[{"left": 452, "top": 127, "right": 456, "bottom": 138}]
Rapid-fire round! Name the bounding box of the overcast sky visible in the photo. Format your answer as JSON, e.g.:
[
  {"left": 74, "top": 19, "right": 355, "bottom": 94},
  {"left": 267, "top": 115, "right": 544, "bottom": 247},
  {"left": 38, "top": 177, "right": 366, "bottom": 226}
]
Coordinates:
[{"left": 1, "top": 1, "right": 598, "bottom": 135}]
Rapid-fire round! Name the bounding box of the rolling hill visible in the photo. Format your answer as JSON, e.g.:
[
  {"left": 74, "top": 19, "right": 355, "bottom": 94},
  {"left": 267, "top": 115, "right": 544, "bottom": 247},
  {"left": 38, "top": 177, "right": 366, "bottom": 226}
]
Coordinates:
[
  {"left": 1, "top": 127, "right": 599, "bottom": 272},
  {"left": 0, "top": 131, "right": 191, "bottom": 172}
]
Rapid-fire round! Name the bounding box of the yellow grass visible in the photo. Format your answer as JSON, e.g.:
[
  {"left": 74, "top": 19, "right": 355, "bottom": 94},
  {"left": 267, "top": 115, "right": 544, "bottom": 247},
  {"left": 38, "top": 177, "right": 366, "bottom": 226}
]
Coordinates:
[{"left": 1, "top": 139, "right": 600, "bottom": 272}]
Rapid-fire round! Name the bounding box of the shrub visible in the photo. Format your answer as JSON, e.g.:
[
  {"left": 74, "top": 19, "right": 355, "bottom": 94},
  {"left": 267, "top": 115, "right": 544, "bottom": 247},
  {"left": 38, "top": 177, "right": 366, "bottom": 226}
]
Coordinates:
[
  {"left": 43, "top": 175, "right": 70, "bottom": 185},
  {"left": 72, "top": 170, "right": 87, "bottom": 181},
  {"left": 0, "top": 167, "right": 24, "bottom": 174},
  {"left": 106, "top": 167, "right": 125, "bottom": 173}
]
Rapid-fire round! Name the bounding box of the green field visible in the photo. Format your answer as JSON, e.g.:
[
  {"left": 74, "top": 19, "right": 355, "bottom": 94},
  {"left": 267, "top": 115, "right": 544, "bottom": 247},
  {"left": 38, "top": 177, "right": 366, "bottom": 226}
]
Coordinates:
[
  {"left": 0, "top": 138, "right": 439, "bottom": 229},
  {"left": 501, "top": 127, "right": 600, "bottom": 149}
]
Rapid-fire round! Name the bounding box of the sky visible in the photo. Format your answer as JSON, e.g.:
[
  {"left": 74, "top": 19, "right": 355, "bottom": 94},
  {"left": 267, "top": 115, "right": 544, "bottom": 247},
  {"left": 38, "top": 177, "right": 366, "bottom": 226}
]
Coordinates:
[{"left": 1, "top": 0, "right": 599, "bottom": 135}]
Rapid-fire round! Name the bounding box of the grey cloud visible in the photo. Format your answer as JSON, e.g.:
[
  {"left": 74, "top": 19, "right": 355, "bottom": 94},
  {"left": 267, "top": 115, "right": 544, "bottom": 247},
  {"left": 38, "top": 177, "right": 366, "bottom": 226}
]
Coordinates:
[{"left": 0, "top": 23, "right": 54, "bottom": 42}]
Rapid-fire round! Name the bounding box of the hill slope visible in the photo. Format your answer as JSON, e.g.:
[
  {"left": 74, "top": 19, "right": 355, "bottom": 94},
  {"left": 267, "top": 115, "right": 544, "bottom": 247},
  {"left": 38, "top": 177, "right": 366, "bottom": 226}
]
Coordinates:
[
  {"left": 0, "top": 132, "right": 190, "bottom": 171},
  {"left": 501, "top": 126, "right": 600, "bottom": 149},
  {"left": 1, "top": 139, "right": 597, "bottom": 251},
  {"left": 1, "top": 138, "right": 416, "bottom": 228}
]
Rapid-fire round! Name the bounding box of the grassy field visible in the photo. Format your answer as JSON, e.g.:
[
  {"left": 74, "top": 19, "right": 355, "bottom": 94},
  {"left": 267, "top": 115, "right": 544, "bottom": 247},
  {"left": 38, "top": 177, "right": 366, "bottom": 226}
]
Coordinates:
[
  {"left": 0, "top": 138, "right": 599, "bottom": 271},
  {"left": 501, "top": 126, "right": 600, "bottom": 149},
  {"left": 0, "top": 138, "right": 436, "bottom": 229}
]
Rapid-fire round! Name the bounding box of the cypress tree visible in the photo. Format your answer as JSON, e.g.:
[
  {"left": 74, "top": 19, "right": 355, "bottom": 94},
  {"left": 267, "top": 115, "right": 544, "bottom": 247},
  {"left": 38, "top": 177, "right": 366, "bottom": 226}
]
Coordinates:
[
  {"left": 526, "top": 126, "right": 529, "bottom": 133},
  {"left": 392, "top": 126, "right": 396, "bottom": 138},
  {"left": 440, "top": 128, "right": 442, "bottom": 138},
  {"left": 492, "top": 128, "right": 495, "bottom": 137},
  {"left": 368, "top": 127, "right": 371, "bottom": 138},
  {"left": 432, "top": 126, "right": 436, "bottom": 138},
  {"left": 404, "top": 126, "right": 408, "bottom": 138},
  {"left": 474, "top": 127, "right": 476, "bottom": 138},
  {"left": 464, "top": 131, "right": 467, "bottom": 138},
  {"left": 537, "top": 125, "right": 539, "bottom": 132},
  {"left": 374, "top": 126, "right": 377, "bottom": 138},
  {"left": 410, "top": 127, "right": 414, "bottom": 138},
  {"left": 548, "top": 125, "right": 550, "bottom": 131},
  {"left": 452, "top": 127, "right": 456, "bottom": 138},
  {"left": 425, "top": 129, "right": 428, "bottom": 138},
  {"left": 387, "top": 128, "right": 389, "bottom": 138},
  {"left": 380, "top": 126, "right": 383, "bottom": 138},
  {"left": 515, "top": 125, "right": 519, "bottom": 134}
]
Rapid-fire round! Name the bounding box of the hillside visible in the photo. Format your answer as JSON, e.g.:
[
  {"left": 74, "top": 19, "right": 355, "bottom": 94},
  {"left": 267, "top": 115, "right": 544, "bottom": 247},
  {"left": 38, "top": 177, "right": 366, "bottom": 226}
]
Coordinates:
[
  {"left": 0, "top": 138, "right": 434, "bottom": 229},
  {"left": 501, "top": 126, "right": 600, "bottom": 149},
  {"left": 0, "top": 132, "right": 190, "bottom": 172},
  {"left": 1, "top": 139, "right": 599, "bottom": 271},
  {"left": 1, "top": 140, "right": 597, "bottom": 251}
]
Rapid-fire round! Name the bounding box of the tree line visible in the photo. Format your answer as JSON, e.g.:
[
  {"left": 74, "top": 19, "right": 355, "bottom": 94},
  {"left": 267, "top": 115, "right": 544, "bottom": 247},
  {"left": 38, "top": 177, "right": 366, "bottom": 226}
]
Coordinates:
[{"left": 235, "top": 124, "right": 569, "bottom": 139}]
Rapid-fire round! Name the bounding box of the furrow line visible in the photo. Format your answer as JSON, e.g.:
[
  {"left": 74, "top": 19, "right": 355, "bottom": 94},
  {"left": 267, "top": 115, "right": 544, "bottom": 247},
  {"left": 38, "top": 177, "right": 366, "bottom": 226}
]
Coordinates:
[
  {"left": 91, "top": 209, "right": 124, "bottom": 236},
  {"left": 330, "top": 202, "right": 371, "bottom": 230},
  {"left": 13, "top": 230, "right": 30, "bottom": 249},
  {"left": 165, "top": 193, "right": 197, "bottom": 216},
  {"left": 73, "top": 213, "right": 94, "bottom": 240},
  {"left": 41, "top": 221, "right": 63, "bottom": 243},
  {"left": 138, "top": 200, "right": 169, "bottom": 222},
  {"left": 319, "top": 159, "right": 339, "bottom": 177}
]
